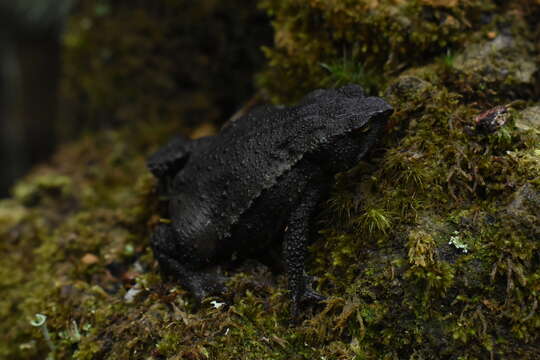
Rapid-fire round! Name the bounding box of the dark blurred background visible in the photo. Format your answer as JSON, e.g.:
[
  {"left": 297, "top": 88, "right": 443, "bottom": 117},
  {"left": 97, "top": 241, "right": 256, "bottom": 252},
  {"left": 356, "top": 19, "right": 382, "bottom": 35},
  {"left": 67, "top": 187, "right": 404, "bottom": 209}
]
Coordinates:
[
  {"left": 0, "top": 0, "right": 73, "bottom": 197},
  {"left": 0, "top": 0, "right": 272, "bottom": 197}
]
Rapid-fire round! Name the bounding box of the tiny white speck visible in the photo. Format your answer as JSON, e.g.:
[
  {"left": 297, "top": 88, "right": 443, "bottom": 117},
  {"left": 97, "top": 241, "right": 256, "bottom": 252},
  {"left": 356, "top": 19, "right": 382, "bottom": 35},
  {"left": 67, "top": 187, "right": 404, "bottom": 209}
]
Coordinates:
[{"left": 211, "top": 300, "right": 225, "bottom": 309}]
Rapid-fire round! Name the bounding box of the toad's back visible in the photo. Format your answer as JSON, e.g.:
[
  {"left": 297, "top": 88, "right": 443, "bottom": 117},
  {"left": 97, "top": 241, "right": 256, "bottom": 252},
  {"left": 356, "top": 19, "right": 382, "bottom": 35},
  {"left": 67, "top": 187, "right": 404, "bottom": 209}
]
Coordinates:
[{"left": 170, "top": 87, "right": 390, "bottom": 246}]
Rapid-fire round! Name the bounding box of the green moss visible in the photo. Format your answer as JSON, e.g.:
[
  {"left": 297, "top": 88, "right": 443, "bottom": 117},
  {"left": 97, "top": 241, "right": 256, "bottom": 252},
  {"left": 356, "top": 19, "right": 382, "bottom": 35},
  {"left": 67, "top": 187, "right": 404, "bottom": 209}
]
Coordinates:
[
  {"left": 303, "top": 3, "right": 539, "bottom": 354},
  {"left": 258, "top": 0, "right": 498, "bottom": 102},
  {"left": 12, "top": 174, "right": 73, "bottom": 206},
  {"left": 308, "top": 72, "right": 539, "bottom": 359}
]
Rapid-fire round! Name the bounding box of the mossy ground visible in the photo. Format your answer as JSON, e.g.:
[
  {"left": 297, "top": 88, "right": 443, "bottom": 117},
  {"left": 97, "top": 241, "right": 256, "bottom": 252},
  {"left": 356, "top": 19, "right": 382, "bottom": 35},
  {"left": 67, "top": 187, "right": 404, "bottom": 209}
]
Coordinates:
[{"left": 1, "top": 1, "right": 540, "bottom": 359}]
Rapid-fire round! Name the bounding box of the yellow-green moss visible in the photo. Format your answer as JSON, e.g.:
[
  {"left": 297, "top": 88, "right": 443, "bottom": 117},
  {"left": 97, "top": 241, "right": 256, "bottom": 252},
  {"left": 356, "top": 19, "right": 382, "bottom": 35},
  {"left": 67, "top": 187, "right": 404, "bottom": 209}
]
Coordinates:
[{"left": 258, "top": 0, "right": 502, "bottom": 102}]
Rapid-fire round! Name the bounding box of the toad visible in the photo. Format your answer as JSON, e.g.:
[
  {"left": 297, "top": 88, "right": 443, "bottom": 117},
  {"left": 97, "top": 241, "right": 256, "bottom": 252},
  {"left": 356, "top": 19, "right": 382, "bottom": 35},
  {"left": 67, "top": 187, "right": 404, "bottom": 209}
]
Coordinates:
[{"left": 148, "top": 85, "right": 393, "bottom": 313}]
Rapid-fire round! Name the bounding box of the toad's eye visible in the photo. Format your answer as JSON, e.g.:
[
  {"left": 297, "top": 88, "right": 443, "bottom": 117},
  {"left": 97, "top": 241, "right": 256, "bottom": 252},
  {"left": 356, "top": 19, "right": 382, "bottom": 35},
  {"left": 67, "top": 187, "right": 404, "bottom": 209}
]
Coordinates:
[{"left": 353, "top": 125, "right": 370, "bottom": 134}]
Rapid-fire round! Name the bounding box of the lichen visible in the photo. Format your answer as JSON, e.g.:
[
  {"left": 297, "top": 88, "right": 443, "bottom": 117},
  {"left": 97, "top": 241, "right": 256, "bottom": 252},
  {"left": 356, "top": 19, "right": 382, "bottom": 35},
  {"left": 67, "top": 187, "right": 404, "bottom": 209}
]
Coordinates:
[{"left": 448, "top": 231, "right": 468, "bottom": 253}]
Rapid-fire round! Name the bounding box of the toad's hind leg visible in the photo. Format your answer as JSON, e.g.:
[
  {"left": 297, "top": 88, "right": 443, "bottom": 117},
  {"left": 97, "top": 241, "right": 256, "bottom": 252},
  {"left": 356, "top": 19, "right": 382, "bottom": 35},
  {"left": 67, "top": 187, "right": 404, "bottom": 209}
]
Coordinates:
[
  {"left": 150, "top": 223, "right": 227, "bottom": 300},
  {"left": 147, "top": 135, "right": 213, "bottom": 179},
  {"left": 147, "top": 135, "right": 192, "bottom": 179}
]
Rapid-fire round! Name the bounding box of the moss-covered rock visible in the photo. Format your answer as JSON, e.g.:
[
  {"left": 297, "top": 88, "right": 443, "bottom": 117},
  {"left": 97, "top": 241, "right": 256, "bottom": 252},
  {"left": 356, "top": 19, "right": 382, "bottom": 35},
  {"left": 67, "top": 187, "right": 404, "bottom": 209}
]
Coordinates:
[
  {"left": 1, "top": 1, "right": 540, "bottom": 359},
  {"left": 258, "top": 0, "right": 500, "bottom": 102}
]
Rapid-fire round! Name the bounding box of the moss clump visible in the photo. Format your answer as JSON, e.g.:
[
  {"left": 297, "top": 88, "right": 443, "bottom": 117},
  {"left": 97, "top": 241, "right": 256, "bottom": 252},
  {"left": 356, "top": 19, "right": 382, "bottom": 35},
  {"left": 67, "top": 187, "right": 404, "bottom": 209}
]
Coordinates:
[
  {"left": 12, "top": 174, "right": 73, "bottom": 206},
  {"left": 258, "top": 0, "right": 501, "bottom": 102}
]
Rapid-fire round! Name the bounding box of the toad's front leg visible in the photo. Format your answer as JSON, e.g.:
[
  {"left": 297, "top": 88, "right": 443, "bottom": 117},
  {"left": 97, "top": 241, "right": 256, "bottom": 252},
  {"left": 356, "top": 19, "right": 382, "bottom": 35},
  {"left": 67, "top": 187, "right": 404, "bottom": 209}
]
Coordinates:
[{"left": 283, "top": 185, "right": 327, "bottom": 317}]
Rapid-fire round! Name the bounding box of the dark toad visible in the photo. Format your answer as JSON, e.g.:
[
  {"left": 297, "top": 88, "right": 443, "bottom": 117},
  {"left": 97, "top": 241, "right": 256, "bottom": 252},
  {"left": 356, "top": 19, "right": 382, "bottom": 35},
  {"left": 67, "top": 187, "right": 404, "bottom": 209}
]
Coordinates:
[{"left": 148, "top": 85, "right": 393, "bottom": 313}]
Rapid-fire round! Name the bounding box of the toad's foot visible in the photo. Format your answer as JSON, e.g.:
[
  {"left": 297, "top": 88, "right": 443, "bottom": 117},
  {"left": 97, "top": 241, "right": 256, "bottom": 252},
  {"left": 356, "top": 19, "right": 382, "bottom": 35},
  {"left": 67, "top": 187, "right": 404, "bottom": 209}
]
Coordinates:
[{"left": 290, "top": 276, "right": 326, "bottom": 318}]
